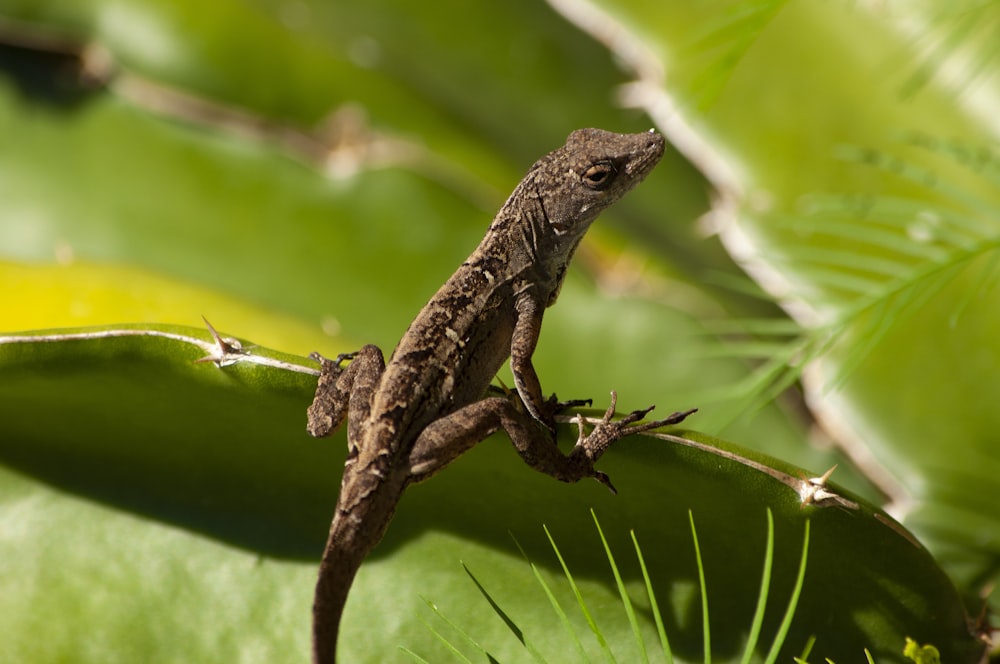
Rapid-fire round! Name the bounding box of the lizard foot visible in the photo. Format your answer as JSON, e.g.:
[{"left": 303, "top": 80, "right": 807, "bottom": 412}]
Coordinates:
[
  {"left": 571, "top": 391, "right": 697, "bottom": 494},
  {"left": 307, "top": 350, "right": 364, "bottom": 438},
  {"left": 550, "top": 395, "right": 594, "bottom": 413},
  {"left": 310, "top": 350, "right": 357, "bottom": 373}
]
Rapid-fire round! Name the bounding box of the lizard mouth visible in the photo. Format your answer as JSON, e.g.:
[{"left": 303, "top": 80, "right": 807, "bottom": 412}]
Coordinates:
[{"left": 626, "top": 135, "right": 666, "bottom": 177}]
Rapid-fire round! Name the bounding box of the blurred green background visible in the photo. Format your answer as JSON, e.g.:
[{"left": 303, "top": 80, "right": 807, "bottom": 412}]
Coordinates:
[{"left": 0, "top": 0, "right": 997, "bottom": 661}]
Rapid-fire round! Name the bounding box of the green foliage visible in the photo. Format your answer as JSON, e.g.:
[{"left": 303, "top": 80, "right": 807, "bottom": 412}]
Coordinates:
[
  {"left": 902, "top": 638, "right": 941, "bottom": 664},
  {"left": 421, "top": 509, "right": 972, "bottom": 663},
  {"left": 412, "top": 497, "right": 974, "bottom": 662},
  {"left": 0, "top": 0, "right": 995, "bottom": 662}
]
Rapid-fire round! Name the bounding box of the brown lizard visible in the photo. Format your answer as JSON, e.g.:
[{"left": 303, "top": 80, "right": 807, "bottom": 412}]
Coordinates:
[{"left": 306, "top": 127, "right": 695, "bottom": 663}]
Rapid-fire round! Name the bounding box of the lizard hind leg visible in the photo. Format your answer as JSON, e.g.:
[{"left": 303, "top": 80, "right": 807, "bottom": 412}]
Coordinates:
[{"left": 309, "top": 343, "right": 387, "bottom": 664}]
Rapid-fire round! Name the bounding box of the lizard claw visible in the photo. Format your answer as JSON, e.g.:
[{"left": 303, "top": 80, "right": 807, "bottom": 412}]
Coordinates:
[
  {"left": 310, "top": 351, "right": 357, "bottom": 374},
  {"left": 551, "top": 396, "right": 593, "bottom": 413},
  {"left": 530, "top": 393, "right": 592, "bottom": 437},
  {"left": 571, "top": 391, "right": 696, "bottom": 492},
  {"left": 593, "top": 470, "right": 618, "bottom": 495}
]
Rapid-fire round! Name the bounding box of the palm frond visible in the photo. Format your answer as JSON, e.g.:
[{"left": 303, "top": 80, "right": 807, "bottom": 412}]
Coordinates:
[
  {"left": 710, "top": 136, "right": 1000, "bottom": 423},
  {"left": 685, "top": 0, "right": 791, "bottom": 108},
  {"left": 899, "top": 0, "right": 1000, "bottom": 99}
]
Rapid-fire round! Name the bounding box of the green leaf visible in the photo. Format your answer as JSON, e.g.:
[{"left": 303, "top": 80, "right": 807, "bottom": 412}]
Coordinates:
[
  {"left": 569, "top": 0, "right": 1000, "bottom": 619},
  {"left": 1, "top": 1, "right": 988, "bottom": 661},
  {"left": 0, "top": 328, "right": 983, "bottom": 662}
]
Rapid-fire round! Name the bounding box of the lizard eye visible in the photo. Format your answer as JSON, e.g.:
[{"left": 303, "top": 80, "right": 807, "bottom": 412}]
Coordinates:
[{"left": 581, "top": 161, "right": 616, "bottom": 190}]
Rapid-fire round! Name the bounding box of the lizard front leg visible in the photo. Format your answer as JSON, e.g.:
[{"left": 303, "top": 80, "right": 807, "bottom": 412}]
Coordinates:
[
  {"left": 506, "top": 292, "right": 696, "bottom": 488},
  {"left": 510, "top": 292, "right": 561, "bottom": 430}
]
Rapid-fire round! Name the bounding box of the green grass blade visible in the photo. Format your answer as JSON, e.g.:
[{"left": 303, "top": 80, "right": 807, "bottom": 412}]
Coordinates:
[
  {"left": 591, "top": 510, "right": 648, "bottom": 664},
  {"left": 544, "top": 524, "right": 617, "bottom": 664},
  {"left": 517, "top": 543, "right": 588, "bottom": 662},
  {"left": 688, "top": 511, "right": 711, "bottom": 664},
  {"left": 398, "top": 646, "right": 433, "bottom": 663},
  {"left": 740, "top": 509, "right": 775, "bottom": 664},
  {"left": 418, "top": 598, "right": 478, "bottom": 663},
  {"left": 461, "top": 564, "right": 546, "bottom": 663},
  {"left": 631, "top": 530, "right": 673, "bottom": 664},
  {"left": 795, "top": 635, "right": 816, "bottom": 663},
  {"left": 764, "top": 519, "right": 811, "bottom": 664}
]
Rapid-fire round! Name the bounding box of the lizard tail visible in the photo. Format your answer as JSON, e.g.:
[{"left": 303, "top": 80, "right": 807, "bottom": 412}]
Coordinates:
[
  {"left": 311, "top": 529, "right": 359, "bottom": 664},
  {"left": 312, "top": 470, "right": 406, "bottom": 664}
]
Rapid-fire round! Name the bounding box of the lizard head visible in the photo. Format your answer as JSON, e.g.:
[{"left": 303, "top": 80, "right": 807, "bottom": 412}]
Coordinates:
[{"left": 532, "top": 128, "right": 665, "bottom": 240}]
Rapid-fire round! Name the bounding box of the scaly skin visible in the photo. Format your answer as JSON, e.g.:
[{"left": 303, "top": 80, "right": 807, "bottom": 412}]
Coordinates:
[{"left": 306, "top": 128, "right": 694, "bottom": 663}]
